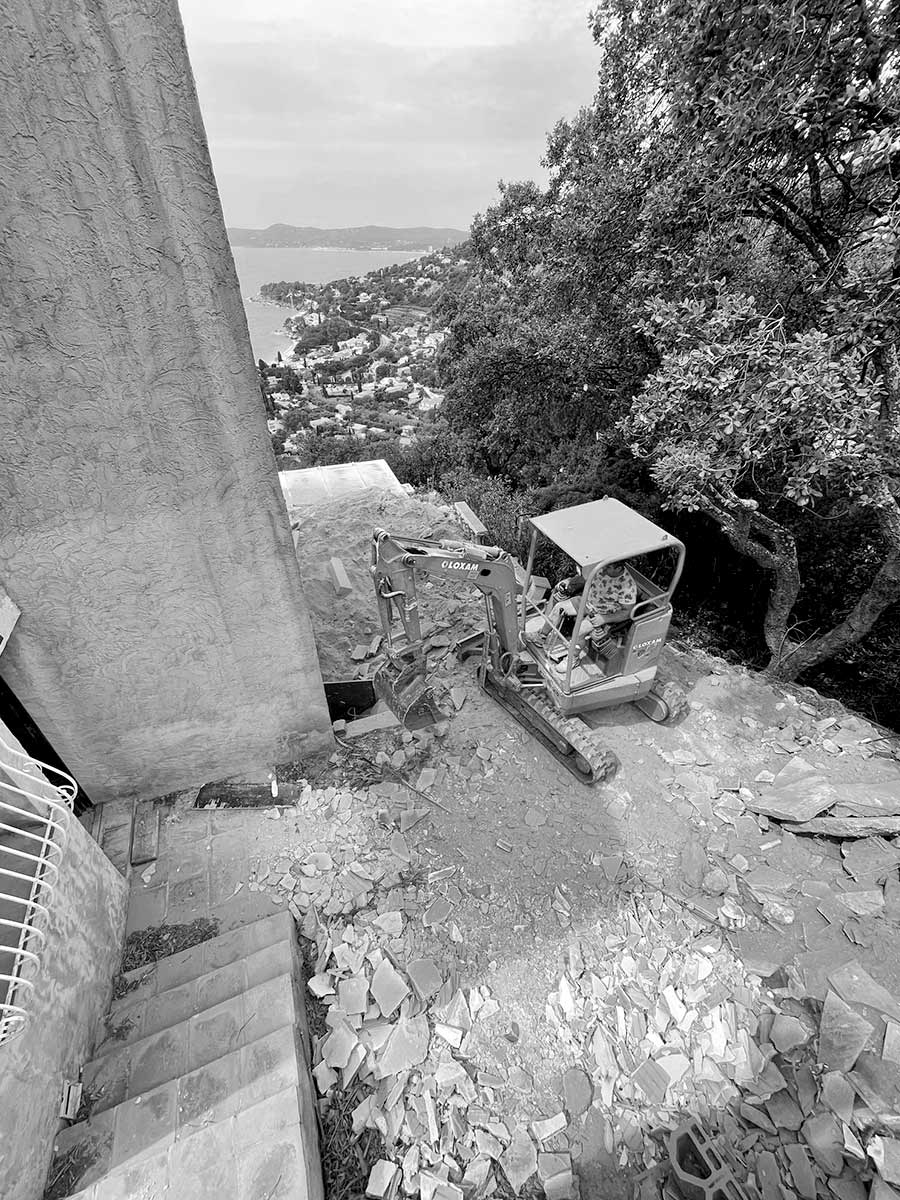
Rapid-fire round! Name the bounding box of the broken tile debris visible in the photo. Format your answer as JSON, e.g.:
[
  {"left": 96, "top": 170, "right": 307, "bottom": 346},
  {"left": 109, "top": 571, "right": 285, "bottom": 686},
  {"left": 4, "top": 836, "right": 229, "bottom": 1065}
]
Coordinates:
[
  {"left": 241, "top": 652, "right": 900, "bottom": 1200},
  {"left": 818, "top": 991, "right": 874, "bottom": 1071}
]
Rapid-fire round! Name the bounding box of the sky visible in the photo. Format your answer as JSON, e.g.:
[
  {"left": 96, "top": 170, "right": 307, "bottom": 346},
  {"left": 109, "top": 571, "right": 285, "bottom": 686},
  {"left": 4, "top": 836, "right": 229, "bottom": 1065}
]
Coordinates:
[{"left": 178, "top": 0, "right": 602, "bottom": 231}]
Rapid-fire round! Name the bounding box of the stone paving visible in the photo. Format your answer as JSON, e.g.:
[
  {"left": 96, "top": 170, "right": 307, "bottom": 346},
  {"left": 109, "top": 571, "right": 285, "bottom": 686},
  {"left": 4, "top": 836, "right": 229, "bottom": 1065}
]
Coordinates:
[{"left": 124, "top": 803, "right": 321, "bottom": 936}]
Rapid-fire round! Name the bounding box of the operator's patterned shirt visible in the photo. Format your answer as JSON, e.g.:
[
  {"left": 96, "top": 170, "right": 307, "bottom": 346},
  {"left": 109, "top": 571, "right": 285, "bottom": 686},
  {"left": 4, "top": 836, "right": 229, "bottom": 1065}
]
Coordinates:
[{"left": 586, "top": 570, "right": 637, "bottom": 617}]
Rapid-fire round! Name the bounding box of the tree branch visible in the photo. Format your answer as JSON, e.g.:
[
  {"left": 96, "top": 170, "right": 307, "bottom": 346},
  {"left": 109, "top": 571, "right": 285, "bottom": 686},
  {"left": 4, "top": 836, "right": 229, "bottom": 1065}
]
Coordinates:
[
  {"left": 806, "top": 156, "right": 823, "bottom": 216},
  {"left": 751, "top": 192, "right": 833, "bottom": 271}
]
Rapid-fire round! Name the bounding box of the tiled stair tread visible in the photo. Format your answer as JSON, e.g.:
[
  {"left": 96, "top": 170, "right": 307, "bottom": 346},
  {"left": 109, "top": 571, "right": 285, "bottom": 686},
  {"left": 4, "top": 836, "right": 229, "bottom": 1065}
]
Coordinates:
[
  {"left": 97, "top": 937, "right": 296, "bottom": 1055},
  {"left": 54, "top": 1024, "right": 310, "bottom": 1189},
  {"left": 83, "top": 971, "right": 305, "bottom": 1113},
  {"left": 119, "top": 910, "right": 294, "bottom": 1000},
  {"left": 64, "top": 1081, "right": 322, "bottom": 1200}
]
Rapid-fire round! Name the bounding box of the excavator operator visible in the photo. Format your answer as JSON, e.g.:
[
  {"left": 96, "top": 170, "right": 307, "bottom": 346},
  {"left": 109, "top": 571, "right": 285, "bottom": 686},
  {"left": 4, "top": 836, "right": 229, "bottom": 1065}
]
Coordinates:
[{"left": 544, "top": 561, "right": 637, "bottom": 643}]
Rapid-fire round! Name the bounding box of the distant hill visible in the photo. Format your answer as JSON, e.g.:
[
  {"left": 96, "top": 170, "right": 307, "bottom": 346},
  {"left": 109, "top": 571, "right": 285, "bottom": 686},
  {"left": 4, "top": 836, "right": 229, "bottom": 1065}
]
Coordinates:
[{"left": 228, "top": 224, "right": 468, "bottom": 251}]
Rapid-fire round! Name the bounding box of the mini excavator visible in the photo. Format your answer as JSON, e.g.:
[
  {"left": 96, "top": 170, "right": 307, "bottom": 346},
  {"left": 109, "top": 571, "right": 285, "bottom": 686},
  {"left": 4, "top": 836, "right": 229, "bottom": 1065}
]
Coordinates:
[{"left": 370, "top": 496, "right": 689, "bottom": 784}]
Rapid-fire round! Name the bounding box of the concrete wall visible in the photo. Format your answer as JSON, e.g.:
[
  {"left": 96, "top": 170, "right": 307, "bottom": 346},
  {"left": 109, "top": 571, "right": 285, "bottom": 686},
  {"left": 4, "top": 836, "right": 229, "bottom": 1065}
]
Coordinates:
[
  {"left": 0, "top": 724, "right": 128, "bottom": 1200},
  {"left": 0, "top": 1, "right": 332, "bottom": 802}
]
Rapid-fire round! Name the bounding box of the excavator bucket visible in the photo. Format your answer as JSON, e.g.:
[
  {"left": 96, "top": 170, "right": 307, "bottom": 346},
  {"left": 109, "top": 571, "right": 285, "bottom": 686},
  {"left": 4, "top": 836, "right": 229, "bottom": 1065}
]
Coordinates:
[{"left": 373, "top": 657, "right": 445, "bottom": 731}]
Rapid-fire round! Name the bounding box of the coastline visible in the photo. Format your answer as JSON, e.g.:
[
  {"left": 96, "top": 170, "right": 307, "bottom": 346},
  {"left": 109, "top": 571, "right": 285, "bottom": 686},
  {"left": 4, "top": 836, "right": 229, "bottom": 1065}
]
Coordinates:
[
  {"left": 248, "top": 295, "right": 297, "bottom": 307},
  {"left": 232, "top": 244, "right": 428, "bottom": 253},
  {"left": 232, "top": 245, "right": 423, "bottom": 362}
]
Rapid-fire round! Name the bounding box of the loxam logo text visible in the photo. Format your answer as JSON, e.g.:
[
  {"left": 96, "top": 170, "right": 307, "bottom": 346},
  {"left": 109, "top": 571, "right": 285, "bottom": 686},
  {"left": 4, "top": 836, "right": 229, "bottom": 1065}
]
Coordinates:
[
  {"left": 633, "top": 637, "right": 663, "bottom": 657},
  {"left": 439, "top": 560, "right": 479, "bottom": 572}
]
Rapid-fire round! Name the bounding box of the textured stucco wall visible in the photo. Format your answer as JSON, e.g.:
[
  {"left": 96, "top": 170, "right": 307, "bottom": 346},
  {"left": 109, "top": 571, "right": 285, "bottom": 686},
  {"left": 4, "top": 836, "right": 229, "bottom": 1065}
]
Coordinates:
[
  {"left": 0, "top": 1, "right": 332, "bottom": 801},
  {"left": 0, "top": 759, "right": 128, "bottom": 1200}
]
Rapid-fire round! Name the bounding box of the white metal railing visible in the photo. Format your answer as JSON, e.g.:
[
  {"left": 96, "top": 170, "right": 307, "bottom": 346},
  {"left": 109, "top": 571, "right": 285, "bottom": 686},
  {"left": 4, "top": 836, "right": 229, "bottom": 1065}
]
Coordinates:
[{"left": 0, "top": 730, "right": 77, "bottom": 1046}]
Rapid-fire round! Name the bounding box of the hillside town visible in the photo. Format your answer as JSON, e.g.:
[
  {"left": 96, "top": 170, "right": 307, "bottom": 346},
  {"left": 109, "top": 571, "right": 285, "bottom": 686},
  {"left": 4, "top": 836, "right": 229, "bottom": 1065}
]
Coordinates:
[{"left": 259, "top": 246, "right": 469, "bottom": 463}]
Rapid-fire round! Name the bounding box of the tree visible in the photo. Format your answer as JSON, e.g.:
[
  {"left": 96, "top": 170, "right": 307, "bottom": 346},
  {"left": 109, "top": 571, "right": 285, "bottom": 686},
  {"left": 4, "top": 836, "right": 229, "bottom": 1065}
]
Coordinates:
[
  {"left": 622, "top": 289, "right": 897, "bottom": 675},
  {"left": 593, "top": 0, "right": 900, "bottom": 677},
  {"left": 435, "top": 0, "right": 900, "bottom": 682}
]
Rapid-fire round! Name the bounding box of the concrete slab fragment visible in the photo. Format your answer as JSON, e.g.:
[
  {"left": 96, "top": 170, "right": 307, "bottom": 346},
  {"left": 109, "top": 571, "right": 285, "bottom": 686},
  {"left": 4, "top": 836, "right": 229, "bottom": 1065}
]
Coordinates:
[{"left": 371, "top": 958, "right": 409, "bottom": 1018}]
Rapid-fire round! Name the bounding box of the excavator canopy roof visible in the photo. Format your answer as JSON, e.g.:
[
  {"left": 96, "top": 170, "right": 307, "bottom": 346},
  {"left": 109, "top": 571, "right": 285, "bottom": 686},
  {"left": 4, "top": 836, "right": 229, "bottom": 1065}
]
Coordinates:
[{"left": 529, "top": 497, "right": 681, "bottom": 570}]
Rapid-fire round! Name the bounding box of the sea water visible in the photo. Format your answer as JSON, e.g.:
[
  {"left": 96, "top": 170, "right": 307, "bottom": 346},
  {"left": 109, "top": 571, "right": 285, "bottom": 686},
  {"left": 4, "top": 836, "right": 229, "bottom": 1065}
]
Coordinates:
[{"left": 231, "top": 246, "right": 420, "bottom": 363}]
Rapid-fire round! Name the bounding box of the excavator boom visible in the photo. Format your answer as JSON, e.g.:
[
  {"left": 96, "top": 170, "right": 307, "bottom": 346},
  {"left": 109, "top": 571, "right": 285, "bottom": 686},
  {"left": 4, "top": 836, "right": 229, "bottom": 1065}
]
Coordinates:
[
  {"left": 370, "top": 528, "right": 521, "bottom": 727},
  {"left": 371, "top": 529, "right": 520, "bottom": 658},
  {"left": 369, "top": 527, "right": 618, "bottom": 783}
]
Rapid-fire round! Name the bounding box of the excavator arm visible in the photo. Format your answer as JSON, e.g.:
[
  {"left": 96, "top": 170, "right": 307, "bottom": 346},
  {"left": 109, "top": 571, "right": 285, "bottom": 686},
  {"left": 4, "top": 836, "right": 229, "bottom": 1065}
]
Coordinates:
[
  {"left": 369, "top": 529, "right": 522, "bottom": 726},
  {"left": 371, "top": 528, "right": 520, "bottom": 662},
  {"left": 368, "top": 527, "right": 618, "bottom": 784}
]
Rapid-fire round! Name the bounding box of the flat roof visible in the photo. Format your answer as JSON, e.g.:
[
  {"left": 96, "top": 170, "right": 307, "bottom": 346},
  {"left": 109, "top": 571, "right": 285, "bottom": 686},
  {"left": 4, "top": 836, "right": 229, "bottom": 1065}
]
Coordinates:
[
  {"left": 279, "top": 459, "right": 405, "bottom": 508},
  {"left": 529, "top": 497, "right": 680, "bottom": 569}
]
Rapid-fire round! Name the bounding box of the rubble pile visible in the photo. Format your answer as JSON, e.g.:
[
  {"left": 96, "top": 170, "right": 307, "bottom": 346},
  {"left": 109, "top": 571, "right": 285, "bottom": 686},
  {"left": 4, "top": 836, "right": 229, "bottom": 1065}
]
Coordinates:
[
  {"left": 277, "top": 806, "right": 900, "bottom": 1200},
  {"left": 684, "top": 674, "right": 894, "bottom": 769},
  {"left": 243, "top": 780, "right": 431, "bottom": 927},
  {"left": 239, "top": 780, "right": 893, "bottom": 1200},
  {"left": 310, "top": 923, "right": 522, "bottom": 1200},
  {"left": 648, "top": 685, "right": 900, "bottom": 951},
  {"left": 543, "top": 897, "right": 762, "bottom": 1167},
  {"left": 233, "top": 791, "right": 517, "bottom": 1195},
  {"left": 731, "top": 955, "right": 900, "bottom": 1200},
  {"left": 543, "top": 892, "right": 900, "bottom": 1200},
  {"left": 746, "top": 752, "right": 900, "bottom": 841}
]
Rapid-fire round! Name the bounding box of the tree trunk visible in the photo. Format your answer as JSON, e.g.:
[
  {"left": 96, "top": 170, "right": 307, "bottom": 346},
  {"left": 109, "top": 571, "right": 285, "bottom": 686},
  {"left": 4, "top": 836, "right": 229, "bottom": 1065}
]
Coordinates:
[
  {"left": 765, "top": 317, "right": 900, "bottom": 683},
  {"left": 766, "top": 498, "right": 900, "bottom": 681},
  {"left": 698, "top": 496, "right": 802, "bottom": 664}
]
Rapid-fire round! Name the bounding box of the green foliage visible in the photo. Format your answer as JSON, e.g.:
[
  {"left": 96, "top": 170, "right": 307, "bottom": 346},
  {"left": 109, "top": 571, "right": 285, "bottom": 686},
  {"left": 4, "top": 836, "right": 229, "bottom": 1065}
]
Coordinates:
[
  {"left": 315, "top": 354, "right": 369, "bottom": 378},
  {"left": 275, "top": 418, "right": 460, "bottom": 490},
  {"left": 623, "top": 289, "right": 890, "bottom": 511},
  {"left": 439, "top": 469, "right": 535, "bottom": 561},
  {"left": 280, "top": 407, "right": 309, "bottom": 436},
  {"left": 292, "top": 318, "right": 361, "bottom": 356},
  {"left": 433, "top": 0, "right": 900, "bottom": 691}
]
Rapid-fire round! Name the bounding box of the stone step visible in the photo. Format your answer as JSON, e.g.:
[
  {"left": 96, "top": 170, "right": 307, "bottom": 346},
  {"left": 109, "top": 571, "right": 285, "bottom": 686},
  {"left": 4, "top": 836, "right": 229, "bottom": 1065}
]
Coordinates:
[
  {"left": 116, "top": 909, "right": 294, "bottom": 1006},
  {"left": 82, "top": 970, "right": 306, "bottom": 1115},
  {"left": 61, "top": 1076, "right": 322, "bottom": 1200},
  {"left": 96, "top": 935, "right": 296, "bottom": 1057},
  {"left": 53, "top": 1023, "right": 317, "bottom": 1196}
]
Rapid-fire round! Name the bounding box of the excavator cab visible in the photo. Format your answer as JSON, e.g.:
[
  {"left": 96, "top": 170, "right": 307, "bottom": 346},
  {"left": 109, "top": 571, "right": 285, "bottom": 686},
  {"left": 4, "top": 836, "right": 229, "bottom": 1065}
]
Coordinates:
[{"left": 520, "top": 497, "right": 686, "bottom": 719}]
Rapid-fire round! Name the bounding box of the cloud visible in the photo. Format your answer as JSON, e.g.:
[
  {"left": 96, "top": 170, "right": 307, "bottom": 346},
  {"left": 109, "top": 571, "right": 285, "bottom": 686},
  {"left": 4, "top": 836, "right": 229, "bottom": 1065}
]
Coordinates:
[{"left": 179, "top": 0, "right": 600, "bottom": 227}]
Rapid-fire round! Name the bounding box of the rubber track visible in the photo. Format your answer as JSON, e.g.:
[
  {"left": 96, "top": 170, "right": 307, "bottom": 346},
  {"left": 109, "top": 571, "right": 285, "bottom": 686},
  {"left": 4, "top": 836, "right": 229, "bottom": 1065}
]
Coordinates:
[{"left": 480, "top": 670, "right": 618, "bottom": 786}]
